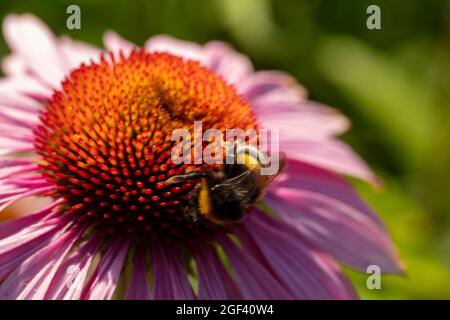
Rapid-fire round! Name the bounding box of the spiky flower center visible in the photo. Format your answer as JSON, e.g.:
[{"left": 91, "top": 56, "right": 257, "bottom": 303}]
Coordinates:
[{"left": 35, "top": 51, "right": 257, "bottom": 239}]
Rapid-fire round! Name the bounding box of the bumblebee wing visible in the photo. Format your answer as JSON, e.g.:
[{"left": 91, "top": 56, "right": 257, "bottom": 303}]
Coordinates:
[{"left": 217, "top": 152, "right": 287, "bottom": 205}]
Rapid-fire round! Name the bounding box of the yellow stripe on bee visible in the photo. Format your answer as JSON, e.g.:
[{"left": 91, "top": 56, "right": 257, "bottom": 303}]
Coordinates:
[
  {"left": 242, "top": 153, "right": 260, "bottom": 170},
  {"left": 198, "top": 179, "right": 212, "bottom": 217},
  {"left": 242, "top": 153, "right": 268, "bottom": 187}
]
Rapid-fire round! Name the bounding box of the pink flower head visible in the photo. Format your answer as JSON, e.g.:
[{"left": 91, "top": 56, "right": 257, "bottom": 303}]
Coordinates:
[{"left": 0, "top": 14, "right": 402, "bottom": 300}]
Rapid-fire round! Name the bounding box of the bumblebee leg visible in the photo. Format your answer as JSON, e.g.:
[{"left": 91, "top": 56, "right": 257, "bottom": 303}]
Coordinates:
[
  {"left": 164, "top": 172, "right": 204, "bottom": 185},
  {"left": 183, "top": 191, "right": 201, "bottom": 223}
]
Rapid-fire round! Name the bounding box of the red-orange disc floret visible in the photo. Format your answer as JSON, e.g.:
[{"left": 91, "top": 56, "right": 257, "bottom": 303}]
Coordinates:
[{"left": 34, "top": 51, "right": 257, "bottom": 239}]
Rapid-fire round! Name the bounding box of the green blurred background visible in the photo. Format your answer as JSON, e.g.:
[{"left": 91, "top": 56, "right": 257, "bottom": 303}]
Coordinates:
[{"left": 0, "top": 0, "right": 449, "bottom": 299}]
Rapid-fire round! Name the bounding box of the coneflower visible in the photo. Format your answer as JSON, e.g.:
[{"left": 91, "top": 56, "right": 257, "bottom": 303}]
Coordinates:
[{"left": 0, "top": 14, "right": 402, "bottom": 300}]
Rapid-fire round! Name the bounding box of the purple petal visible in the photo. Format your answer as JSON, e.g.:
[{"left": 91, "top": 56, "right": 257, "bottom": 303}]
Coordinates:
[
  {"left": 59, "top": 36, "right": 101, "bottom": 68},
  {"left": 274, "top": 161, "right": 384, "bottom": 225},
  {"left": 0, "top": 200, "right": 60, "bottom": 239},
  {"left": 240, "top": 70, "right": 307, "bottom": 103},
  {"left": 81, "top": 239, "right": 130, "bottom": 300},
  {"left": 152, "top": 243, "right": 195, "bottom": 300},
  {"left": 0, "top": 101, "right": 39, "bottom": 130},
  {"left": 2, "top": 54, "right": 27, "bottom": 75},
  {"left": 0, "top": 137, "right": 34, "bottom": 156},
  {"left": 0, "top": 214, "right": 60, "bottom": 254},
  {"left": 0, "top": 123, "right": 34, "bottom": 142},
  {"left": 217, "top": 233, "right": 293, "bottom": 299},
  {"left": 145, "top": 35, "right": 205, "bottom": 62},
  {"left": 45, "top": 235, "right": 103, "bottom": 300},
  {"left": 103, "top": 31, "right": 135, "bottom": 57},
  {"left": 265, "top": 162, "right": 402, "bottom": 273},
  {"left": 259, "top": 103, "right": 350, "bottom": 139},
  {"left": 0, "top": 75, "right": 52, "bottom": 103},
  {"left": 239, "top": 211, "right": 357, "bottom": 299},
  {"left": 202, "top": 41, "right": 253, "bottom": 85},
  {"left": 0, "top": 222, "right": 59, "bottom": 281},
  {"left": 0, "top": 136, "right": 33, "bottom": 146},
  {"left": 126, "top": 248, "right": 151, "bottom": 300},
  {"left": 145, "top": 37, "right": 253, "bottom": 86},
  {"left": 191, "top": 242, "right": 241, "bottom": 300},
  {"left": 0, "top": 224, "right": 82, "bottom": 299},
  {"left": 0, "top": 161, "right": 38, "bottom": 181},
  {"left": 248, "top": 83, "right": 306, "bottom": 116},
  {"left": 2, "top": 14, "right": 69, "bottom": 87},
  {"left": 0, "top": 185, "right": 53, "bottom": 211},
  {"left": 281, "top": 139, "right": 379, "bottom": 184},
  {"left": 3, "top": 176, "right": 50, "bottom": 189}
]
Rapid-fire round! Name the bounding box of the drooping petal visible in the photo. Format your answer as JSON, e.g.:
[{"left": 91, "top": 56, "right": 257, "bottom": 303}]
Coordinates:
[
  {"left": 81, "top": 238, "right": 129, "bottom": 300},
  {"left": 59, "top": 36, "right": 101, "bottom": 68},
  {"left": 0, "top": 223, "right": 81, "bottom": 299},
  {"left": 0, "top": 100, "right": 40, "bottom": 131},
  {"left": 145, "top": 35, "right": 205, "bottom": 62},
  {"left": 0, "top": 160, "right": 41, "bottom": 192},
  {"left": 3, "top": 14, "right": 69, "bottom": 87},
  {"left": 281, "top": 139, "right": 379, "bottom": 184},
  {"left": 192, "top": 242, "right": 241, "bottom": 300},
  {"left": 2, "top": 54, "right": 27, "bottom": 75},
  {"left": 3, "top": 176, "right": 50, "bottom": 190},
  {"left": 45, "top": 235, "right": 103, "bottom": 300},
  {"left": 217, "top": 233, "right": 292, "bottom": 300},
  {"left": 259, "top": 103, "right": 350, "bottom": 139},
  {"left": 265, "top": 161, "right": 402, "bottom": 273},
  {"left": 202, "top": 41, "right": 253, "bottom": 85},
  {"left": 126, "top": 248, "right": 151, "bottom": 300},
  {"left": 248, "top": 75, "right": 377, "bottom": 183},
  {"left": 239, "top": 70, "right": 307, "bottom": 102},
  {"left": 238, "top": 211, "right": 357, "bottom": 299},
  {"left": 0, "top": 158, "right": 35, "bottom": 176},
  {"left": 0, "top": 100, "right": 40, "bottom": 130},
  {"left": 0, "top": 123, "right": 34, "bottom": 142},
  {"left": 0, "top": 136, "right": 34, "bottom": 156},
  {"left": 0, "top": 185, "right": 53, "bottom": 211},
  {"left": 103, "top": 31, "right": 135, "bottom": 57},
  {"left": 273, "top": 160, "right": 384, "bottom": 225},
  {"left": 247, "top": 81, "right": 306, "bottom": 116},
  {"left": 146, "top": 37, "right": 253, "bottom": 86},
  {"left": 152, "top": 243, "right": 195, "bottom": 300},
  {"left": 0, "top": 74, "right": 52, "bottom": 103},
  {"left": 0, "top": 200, "right": 60, "bottom": 239},
  {"left": 0, "top": 220, "right": 59, "bottom": 281}
]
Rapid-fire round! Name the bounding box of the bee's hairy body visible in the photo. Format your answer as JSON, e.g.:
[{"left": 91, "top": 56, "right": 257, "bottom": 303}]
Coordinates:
[
  {"left": 191, "top": 162, "right": 263, "bottom": 225},
  {"left": 165, "top": 145, "right": 285, "bottom": 226}
]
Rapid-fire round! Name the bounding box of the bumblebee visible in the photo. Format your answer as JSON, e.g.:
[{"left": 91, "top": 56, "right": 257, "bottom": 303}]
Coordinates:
[{"left": 165, "top": 145, "right": 286, "bottom": 225}]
